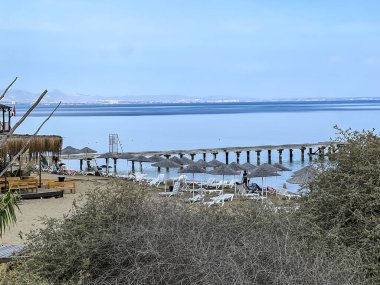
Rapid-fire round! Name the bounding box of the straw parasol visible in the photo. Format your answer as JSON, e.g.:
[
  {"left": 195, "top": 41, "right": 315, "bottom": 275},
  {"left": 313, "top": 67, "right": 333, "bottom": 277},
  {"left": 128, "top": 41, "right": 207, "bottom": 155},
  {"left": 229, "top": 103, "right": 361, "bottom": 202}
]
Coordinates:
[
  {"left": 273, "top": 163, "right": 291, "bottom": 171},
  {"left": 151, "top": 159, "right": 182, "bottom": 191},
  {"left": 178, "top": 164, "right": 207, "bottom": 197},
  {"left": 208, "top": 159, "right": 225, "bottom": 167},
  {"left": 207, "top": 164, "right": 240, "bottom": 195},
  {"left": 227, "top": 162, "right": 245, "bottom": 195},
  {"left": 117, "top": 153, "right": 135, "bottom": 160},
  {"left": 97, "top": 152, "right": 120, "bottom": 159},
  {"left": 149, "top": 154, "right": 165, "bottom": 162},
  {"left": 169, "top": 156, "right": 185, "bottom": 165},
  {"left": 130, "top": 155, "right": 152, "bottom": 173},
  {"left": 61, "top": 146, "right": 81, "bottom": 169},
  {"left": 241, "top": 162, "right": 256, "bottom": 171},
  {"left": 228, "top": 162, "right": 246, "bottom": 171},
  {"left": 181, "top": 157, "right": 194, "bottom": 165},
  {"left": 61, "top": 146, "right": 81, "bottom": 155},
  {"left": 287, "top": 166, "right": 319, "bottom": 185},
  {"left": 80, "top": 147, "right": 97, "bottom": 154},
  {"left": 248, "top": 166, "right": 280, "bottom": 201},
  {"left": 293, "top": 165, "right": 319, "bottom": 176},
  {"left": 194, "top": 159, "right": 213, "bottom": 168}
]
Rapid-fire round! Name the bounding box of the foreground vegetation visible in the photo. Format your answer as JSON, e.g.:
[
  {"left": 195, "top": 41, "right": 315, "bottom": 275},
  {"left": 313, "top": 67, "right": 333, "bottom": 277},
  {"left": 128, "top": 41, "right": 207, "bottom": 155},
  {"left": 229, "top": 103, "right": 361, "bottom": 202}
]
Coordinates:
[{"left": 1, "top": 128, "right": 379, "bottom": 284}]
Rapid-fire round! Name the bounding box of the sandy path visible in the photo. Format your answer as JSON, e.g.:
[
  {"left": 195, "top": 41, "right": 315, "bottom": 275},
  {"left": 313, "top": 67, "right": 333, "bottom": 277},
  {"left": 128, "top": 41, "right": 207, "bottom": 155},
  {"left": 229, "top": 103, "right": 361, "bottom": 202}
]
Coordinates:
[{"left": 0, "top": 174, "right": 111, "bottom": 246}]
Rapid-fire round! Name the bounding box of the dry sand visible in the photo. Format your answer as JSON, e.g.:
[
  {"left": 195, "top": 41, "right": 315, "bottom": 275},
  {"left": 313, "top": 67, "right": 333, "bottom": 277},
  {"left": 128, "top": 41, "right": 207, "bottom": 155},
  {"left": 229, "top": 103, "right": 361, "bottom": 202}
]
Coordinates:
[{"left": 0, "top": 173, "right": 111, "bottom": 246}]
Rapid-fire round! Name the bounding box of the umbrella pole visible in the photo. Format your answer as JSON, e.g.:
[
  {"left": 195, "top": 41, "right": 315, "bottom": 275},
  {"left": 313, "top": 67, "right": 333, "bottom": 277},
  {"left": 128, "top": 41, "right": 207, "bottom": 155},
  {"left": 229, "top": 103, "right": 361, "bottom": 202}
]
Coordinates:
[
  {"left": 234, "top": 175, "right": 237, "bottom": 196},
  {"left": 193, "top": 173, "right": 195, "bottom": 198},
  {"left": 261, "top": 177, "right": 264, "bottom": 203},
  {"left": 222, "top": 174, "right": 224, "bottom": 195}
]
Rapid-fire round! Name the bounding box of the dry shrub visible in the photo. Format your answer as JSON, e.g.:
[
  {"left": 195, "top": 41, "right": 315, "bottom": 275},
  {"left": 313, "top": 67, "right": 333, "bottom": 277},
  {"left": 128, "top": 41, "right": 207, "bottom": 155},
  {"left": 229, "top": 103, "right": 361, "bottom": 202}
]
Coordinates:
[{"left": 8, "top": 180, "right": 366, "bottom": 285}]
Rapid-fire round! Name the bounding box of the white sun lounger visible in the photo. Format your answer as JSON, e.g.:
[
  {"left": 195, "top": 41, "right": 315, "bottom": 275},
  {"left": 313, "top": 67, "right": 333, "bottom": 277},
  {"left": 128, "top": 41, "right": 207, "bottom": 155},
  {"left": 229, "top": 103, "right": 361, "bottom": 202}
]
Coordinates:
[
  {"left": 277, "top": 188, "right": 301, "bottom": 200},
  {"left": 159, "top": 182, "right": 180, "bottom": 197},
  {"left": 203, "top": 193, "right": 234, "bottom": 207}
]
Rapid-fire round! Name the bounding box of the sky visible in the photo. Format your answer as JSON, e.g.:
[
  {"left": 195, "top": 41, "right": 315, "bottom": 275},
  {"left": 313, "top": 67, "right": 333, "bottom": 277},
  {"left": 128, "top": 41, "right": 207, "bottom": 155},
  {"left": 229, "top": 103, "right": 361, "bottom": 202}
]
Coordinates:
[{"left": 0, "top": 0, "right": 380, "bottom": 100}]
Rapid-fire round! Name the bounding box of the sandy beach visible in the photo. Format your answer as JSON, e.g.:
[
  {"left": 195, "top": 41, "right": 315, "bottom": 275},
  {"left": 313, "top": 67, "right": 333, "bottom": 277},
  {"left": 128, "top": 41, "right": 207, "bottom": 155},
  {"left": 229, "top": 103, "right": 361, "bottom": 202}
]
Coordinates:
[{"left": 0, "top": 174, "right": 111, "bottom": 246}]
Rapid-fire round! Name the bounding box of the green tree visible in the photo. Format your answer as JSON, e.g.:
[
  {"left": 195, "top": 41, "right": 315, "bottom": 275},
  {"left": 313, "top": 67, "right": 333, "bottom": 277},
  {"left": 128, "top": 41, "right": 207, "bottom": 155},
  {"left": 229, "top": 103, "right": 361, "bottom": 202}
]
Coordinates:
[
  {"left": 0, "top": 191, "right": 20, "bottom": 237},
  {"left": 301, "top": 127, "right": 380, "bottom": 282}
]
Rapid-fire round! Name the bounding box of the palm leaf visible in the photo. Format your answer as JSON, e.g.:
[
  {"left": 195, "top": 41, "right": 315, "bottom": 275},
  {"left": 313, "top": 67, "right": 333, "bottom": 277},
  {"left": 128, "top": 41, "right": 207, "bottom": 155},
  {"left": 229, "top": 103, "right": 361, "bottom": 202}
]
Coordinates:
[{"left": 0, "top": 191, "right": 21, "bottom": 237}]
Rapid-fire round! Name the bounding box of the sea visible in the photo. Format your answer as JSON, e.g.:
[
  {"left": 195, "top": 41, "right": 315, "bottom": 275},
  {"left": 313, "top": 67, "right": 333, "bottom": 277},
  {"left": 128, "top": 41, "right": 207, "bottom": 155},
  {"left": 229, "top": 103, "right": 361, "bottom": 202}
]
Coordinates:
[{"left": 14, "top": 99, "right": 380, "bottom": 192}]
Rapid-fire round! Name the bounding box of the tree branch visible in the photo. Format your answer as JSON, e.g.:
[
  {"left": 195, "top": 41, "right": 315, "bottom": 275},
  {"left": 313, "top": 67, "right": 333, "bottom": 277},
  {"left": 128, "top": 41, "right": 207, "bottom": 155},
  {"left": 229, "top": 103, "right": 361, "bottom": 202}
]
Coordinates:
[
  {"left": 0, "top": 89, "right": 48, "bottom": 150},
  {"left": 0, "top": 102, "right": 61, "bottom": 177},
  {"left": 0, "top": 77, "right": 18, "bottom": 101}
]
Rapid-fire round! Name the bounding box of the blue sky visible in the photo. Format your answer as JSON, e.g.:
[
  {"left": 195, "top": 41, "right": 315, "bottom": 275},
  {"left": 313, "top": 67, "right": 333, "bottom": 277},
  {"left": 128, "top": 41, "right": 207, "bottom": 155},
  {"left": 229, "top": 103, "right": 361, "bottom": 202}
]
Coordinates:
[{"left": 1, "top": 0, "right": 380, "bottom": 99}]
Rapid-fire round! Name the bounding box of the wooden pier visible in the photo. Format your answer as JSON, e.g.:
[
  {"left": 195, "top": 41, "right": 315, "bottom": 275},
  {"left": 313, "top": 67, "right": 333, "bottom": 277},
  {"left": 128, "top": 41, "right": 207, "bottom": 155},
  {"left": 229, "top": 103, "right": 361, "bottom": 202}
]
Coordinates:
[
  {"left": 61, "top": 141, "right": 340, "bottom": 175},
  {"left": 124, "top": 141, "right": 340, "bottom": 164}
]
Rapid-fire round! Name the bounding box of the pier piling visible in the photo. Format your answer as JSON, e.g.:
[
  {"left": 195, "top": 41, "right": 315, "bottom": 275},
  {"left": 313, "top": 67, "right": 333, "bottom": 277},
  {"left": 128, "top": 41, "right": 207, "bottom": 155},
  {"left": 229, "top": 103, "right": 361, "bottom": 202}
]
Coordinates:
[
  {"left": 225, "top": 152, "right": 229, "bottom": 164},
  {"left": 289, "top": 149, "right": 293, "bottom": 162},
  {"left": 236, "top": 151, "right": 241, "bottom": 164},
  {"left": 246, "top": 151, "right": 250, "bottom": 163},
  {"left": 268, "top": 150, "right": 272, "bottom": 164},
  {"left": 301, "top": 147, "right": 306, "bottom": 161},
  {"left": 278, "top": 149, "right": 283, "bottom": 163},
  {"left": 256, "top": 150, "right": 261, "bottom": 165}
]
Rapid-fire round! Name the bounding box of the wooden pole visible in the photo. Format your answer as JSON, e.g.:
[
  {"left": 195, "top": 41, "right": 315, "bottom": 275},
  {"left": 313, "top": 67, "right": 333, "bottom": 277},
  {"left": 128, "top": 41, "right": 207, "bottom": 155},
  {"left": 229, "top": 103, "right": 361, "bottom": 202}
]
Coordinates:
[{"left": 0, "top": 77, "right": 18, "bottom": 101}]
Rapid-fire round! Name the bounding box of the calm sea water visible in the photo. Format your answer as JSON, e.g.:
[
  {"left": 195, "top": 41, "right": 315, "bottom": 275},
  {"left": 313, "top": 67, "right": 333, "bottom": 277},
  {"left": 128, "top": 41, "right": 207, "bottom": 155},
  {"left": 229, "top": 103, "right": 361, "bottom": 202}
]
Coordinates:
[{"left": 14, "top": 100, "right": 380, "bottom": 192}]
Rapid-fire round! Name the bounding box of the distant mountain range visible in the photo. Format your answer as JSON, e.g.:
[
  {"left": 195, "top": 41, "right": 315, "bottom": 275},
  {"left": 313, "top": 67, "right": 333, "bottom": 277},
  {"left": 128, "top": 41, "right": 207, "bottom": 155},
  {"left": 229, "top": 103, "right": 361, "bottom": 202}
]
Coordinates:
[
  {"left": 1, "top": 89, "right": 379, "bottom": 105},
  {"left": 2, "top": 89, "right": 242, "bottom": 104}
]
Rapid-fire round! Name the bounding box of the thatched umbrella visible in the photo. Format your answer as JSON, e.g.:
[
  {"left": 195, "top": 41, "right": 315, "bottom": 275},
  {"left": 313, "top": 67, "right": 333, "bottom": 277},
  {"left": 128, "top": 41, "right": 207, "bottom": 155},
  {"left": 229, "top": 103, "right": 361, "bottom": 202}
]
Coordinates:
[
  {"left": 151, "top": 159, "right": 182, "bottom": 191},
  {"left": 241, "top": 162, "right": 256, "bottom": 171},
  {"left": 227, "top": 162, "right": 245, "bottom": 195},
  {"left": 248, "top": 166, "right": 280, "bottom": 201},
  {"left": 273, "top": 163, "right": 291, "bottom": 172},
  {"left": 129, "top": 155, "right": 152, "bottom": 173},
  {"left": 287, "top": 166, "right": 319, "bottom": 185},
  {"left": 228, "top": 162, "right": 246, "bottom": 171},
  {"left": 178, "top": 164, "right": 207, "bottom": 197},
  {"left": 169, "top": 156, "right": 185, "bottom": 165},
  {"left": 149, "top": 155, "right": 165, "bottom": 162},
  {"left": 194, "top": 159, "right": 213, "bottom": 168},
  {"left": 208, "top": 159, "right": 225, "bottom": 167},
  {"left": 61, "top": 146, "right": 81, "bottom": 155},
  {"left": 272, "top": 163, "right": 291, "bottom": 195},
  {"left": 293, "top": 165, "right": 319, "bottom": 176},
  {"left": 61, "top": 146, "right": 81, "bottom": 169},
  {"left": 80, "top": 147, "right": 97, "bottom": 154},
  {"left": 117, "top": 153, "right": 136, "bottom": 175},
  {"left": 207, "top": 165, "right": 240, "bottom": 195},
  {"left": 97, "top": 152, "right": 119, "bottom": 159},
  {"left": 181, "top": 157, "right": 194, "bottom": 165}
]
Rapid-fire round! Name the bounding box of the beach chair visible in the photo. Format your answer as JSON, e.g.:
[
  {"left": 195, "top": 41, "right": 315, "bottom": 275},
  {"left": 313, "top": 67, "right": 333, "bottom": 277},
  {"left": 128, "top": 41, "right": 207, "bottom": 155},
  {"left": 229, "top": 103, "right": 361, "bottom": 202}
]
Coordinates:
[
  {"left": 228, "top": 179, "right": 239, "bottom": 188},
  {"left": 196, "top": 177, "right": 215, "bottom": 188},
  {"left": 277, "top": 188, "right": 301, "bottom": 200},
  {"left": 184, "top": 193, "right": 205, "bottom": 203},
  {"left": 236, "top": 185, "right": 262, "bottom": 200},
  {"left": 203, "top": 193, "right": 234, "bottom": 207},
  {"left": 149, "top": 174, "right": 165, "bottom": 187},
  {"left": 159, "top": 182, "right": 180, "bottom": 197}
]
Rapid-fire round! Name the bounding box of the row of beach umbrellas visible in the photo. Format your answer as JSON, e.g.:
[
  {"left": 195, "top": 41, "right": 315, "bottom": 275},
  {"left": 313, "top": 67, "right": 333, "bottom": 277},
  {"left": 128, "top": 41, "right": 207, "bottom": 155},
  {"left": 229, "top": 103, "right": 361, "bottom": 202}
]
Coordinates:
[{"left": 61, "top": 147, "right": 320, "bottom": 192}]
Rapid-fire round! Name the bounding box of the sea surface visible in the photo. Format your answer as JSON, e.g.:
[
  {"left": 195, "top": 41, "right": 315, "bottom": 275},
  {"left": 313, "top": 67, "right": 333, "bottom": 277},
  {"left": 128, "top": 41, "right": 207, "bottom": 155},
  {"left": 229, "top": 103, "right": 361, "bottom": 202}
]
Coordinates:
[{"left": 14, "top": 99, "right": 380, "bottom": 192}]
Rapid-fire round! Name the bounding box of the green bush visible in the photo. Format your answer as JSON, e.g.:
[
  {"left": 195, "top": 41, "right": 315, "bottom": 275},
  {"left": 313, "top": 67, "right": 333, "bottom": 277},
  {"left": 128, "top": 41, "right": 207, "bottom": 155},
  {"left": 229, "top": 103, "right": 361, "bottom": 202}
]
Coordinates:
[
  {"left": 7, "top": 179, "right": 365, "bottom": 284},
  {"left": 301, "top": 127, "right": 380, "bottom": 282}
]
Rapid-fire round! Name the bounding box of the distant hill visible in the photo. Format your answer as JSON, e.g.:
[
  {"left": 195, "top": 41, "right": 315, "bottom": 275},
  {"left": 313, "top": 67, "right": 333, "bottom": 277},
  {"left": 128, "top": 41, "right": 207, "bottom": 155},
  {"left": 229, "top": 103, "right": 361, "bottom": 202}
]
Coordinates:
[
  {"left": 2, "top": 89, "right": 239, "bottom": 104},
  {"left": 2, "top": 89, "right": 379, "bottom": 105}
]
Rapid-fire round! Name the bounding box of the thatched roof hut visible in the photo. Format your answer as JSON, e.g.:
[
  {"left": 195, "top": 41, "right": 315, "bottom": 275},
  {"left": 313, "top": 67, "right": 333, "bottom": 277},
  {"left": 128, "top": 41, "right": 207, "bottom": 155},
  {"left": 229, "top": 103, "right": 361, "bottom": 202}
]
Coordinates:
[{"left": 0, "top": 134, "right": 62, "bottom": 156}]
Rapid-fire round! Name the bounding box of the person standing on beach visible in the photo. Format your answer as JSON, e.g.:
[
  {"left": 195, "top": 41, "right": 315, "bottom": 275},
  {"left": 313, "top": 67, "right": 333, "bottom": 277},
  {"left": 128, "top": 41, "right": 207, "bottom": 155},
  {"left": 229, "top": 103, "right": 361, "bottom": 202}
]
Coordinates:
[{"left": 242, "top": 170, "right": 248, "bottom": 188}]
